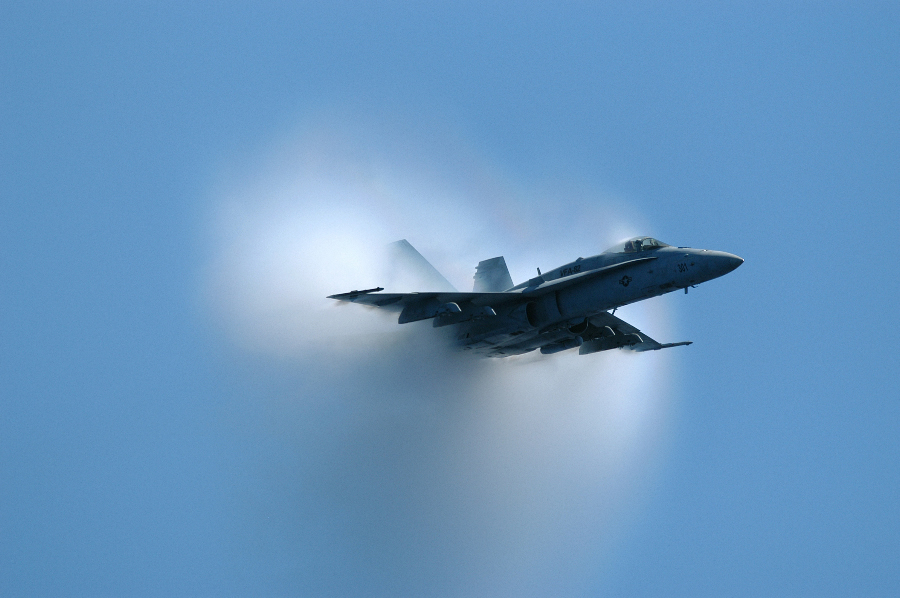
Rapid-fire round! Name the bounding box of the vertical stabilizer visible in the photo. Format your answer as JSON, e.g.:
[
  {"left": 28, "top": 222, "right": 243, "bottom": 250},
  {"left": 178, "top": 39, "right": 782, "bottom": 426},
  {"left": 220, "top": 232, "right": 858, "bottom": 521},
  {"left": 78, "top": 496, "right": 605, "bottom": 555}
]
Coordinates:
[
  {"left": 386, "top": 239, "right": 458, "bottom": 292},
  {"left": 473, "top": 256, "right": 514, "bottom": 292}
]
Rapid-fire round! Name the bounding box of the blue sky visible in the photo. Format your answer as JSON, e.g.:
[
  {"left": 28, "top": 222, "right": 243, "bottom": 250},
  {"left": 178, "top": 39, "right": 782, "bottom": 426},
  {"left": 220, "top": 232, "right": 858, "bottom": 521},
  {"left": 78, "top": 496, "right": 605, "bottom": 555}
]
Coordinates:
[{"left": 2, "top": 2, "right": 898, "bottom": 596}]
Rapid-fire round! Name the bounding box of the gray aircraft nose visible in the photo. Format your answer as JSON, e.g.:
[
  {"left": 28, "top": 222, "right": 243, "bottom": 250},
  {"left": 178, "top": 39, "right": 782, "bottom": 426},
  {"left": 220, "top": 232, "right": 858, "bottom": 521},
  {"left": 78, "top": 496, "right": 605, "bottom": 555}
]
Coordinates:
[
  {"left": 723, "top": 252, "right": 744, "bottom": 273},
  {"left": 705, "top": 251, "right": 744, "bottom": 279}
]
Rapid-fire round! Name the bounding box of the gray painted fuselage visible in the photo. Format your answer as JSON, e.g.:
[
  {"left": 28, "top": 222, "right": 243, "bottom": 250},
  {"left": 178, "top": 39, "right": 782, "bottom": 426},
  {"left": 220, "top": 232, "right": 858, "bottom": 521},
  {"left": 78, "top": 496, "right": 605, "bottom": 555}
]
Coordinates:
[{"left": 455, "top": 243, "right": 743, "bottom": 356}]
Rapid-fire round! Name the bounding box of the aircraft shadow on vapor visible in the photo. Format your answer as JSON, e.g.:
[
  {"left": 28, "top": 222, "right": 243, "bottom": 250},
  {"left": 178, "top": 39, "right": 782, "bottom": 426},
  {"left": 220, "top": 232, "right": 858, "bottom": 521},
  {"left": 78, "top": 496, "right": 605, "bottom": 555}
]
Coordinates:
[{"left": 329, "top": 237, "right": 743, "bottom": 358}]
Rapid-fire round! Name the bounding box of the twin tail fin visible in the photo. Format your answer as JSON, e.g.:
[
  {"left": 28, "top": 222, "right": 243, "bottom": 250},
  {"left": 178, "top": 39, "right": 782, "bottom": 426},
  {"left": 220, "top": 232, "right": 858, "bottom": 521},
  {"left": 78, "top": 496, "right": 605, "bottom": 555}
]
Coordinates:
[{"left": 473, "top": 256, "right": 514, "bottom": 292}]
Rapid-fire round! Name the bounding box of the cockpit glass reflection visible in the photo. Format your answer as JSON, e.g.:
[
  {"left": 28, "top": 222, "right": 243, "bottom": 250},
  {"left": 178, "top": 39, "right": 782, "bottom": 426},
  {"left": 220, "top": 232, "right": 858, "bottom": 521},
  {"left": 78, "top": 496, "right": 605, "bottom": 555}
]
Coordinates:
[{"left": 603, "top": 237, "right": 669, "bottom": 254}]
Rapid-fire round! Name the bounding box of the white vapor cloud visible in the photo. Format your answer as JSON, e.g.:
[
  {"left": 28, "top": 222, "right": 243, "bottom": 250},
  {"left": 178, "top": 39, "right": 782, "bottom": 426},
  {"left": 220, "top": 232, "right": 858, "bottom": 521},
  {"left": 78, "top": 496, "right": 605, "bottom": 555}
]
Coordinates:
[{"left": 201, "top": 116, "right": 677, "bottom": 596}]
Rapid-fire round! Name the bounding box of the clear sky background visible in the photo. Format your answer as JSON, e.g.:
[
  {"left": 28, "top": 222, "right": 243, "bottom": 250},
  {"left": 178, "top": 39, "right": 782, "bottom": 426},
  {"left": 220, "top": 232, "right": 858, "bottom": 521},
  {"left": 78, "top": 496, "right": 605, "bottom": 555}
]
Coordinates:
[{"left": 2, "top": 2, "right": 898, "bottom": 596}]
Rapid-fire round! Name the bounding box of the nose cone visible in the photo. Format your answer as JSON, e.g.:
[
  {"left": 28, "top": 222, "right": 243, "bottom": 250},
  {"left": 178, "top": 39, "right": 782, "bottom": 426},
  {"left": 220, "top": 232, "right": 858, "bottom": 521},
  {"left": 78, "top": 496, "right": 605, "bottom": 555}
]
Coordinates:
[
  {"left": 706, "top": 251, "right": 744, "bottom": 279},
  {"left": 723, "top": 252, "right": 744, "bottom": 273}
]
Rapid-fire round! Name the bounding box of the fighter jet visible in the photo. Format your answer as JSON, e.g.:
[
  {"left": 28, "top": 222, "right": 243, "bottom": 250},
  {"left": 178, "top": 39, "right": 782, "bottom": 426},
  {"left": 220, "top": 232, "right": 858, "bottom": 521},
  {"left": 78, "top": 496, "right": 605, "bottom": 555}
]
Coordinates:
[{"left": 328, "top": 237, "right": 743, "bottom": 357}]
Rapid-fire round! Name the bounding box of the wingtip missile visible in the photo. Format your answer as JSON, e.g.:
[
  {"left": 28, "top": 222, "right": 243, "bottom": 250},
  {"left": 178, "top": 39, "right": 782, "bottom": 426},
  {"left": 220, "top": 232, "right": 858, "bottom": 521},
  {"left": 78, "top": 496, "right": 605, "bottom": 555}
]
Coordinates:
[
  {"left": 627, "top": 340, "right": 693, "bottom": 352},
  {"left": 327, "top": 286, "right": 384, "bottom": 300},
  {"left": 657, "top": 341, "right": 692, "bottom": 349}
]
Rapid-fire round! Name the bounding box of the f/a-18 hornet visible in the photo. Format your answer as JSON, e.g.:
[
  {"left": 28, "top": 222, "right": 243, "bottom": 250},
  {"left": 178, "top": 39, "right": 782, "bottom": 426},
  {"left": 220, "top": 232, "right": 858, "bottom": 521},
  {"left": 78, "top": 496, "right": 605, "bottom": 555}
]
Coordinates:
[{"left": 329, "top": 237, "right": 743, "bottom": 357}]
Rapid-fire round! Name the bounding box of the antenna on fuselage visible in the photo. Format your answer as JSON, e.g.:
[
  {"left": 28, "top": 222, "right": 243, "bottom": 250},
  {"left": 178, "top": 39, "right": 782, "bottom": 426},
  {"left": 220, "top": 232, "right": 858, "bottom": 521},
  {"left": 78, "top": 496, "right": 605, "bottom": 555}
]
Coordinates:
[{"left": 536, "top": 267, "right": 541, "bottom": 276}]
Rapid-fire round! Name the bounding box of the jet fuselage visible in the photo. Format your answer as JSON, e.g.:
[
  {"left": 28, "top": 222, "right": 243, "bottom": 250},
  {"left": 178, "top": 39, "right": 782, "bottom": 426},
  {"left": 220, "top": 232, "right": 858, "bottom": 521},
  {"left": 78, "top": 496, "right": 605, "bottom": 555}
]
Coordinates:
[{"left": 455, "top": 244, "right": 742, "bottom": 356}]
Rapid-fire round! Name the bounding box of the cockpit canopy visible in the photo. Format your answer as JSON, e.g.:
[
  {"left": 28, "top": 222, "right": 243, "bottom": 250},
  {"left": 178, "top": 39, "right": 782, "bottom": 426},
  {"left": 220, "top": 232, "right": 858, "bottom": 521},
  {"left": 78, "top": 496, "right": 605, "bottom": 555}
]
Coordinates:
[{"left": 602, "top": 236, "right": 670, "bottom": 254}]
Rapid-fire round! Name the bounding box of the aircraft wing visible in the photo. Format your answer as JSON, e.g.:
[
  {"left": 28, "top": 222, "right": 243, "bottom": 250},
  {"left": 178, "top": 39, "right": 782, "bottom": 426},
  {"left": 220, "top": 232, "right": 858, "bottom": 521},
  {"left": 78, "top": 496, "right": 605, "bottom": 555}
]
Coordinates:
[
  {"left": 329, "top": 256, "right": 657, "bottom": 317},
  {"left": 327, "top": 288, "right": 522, "bottom": 310},
  {"left": 327, "top": 287, "right": 525, "bottom": 323},
  {"left": 580, "top": 311, "right": 692, "bottom": 354}
]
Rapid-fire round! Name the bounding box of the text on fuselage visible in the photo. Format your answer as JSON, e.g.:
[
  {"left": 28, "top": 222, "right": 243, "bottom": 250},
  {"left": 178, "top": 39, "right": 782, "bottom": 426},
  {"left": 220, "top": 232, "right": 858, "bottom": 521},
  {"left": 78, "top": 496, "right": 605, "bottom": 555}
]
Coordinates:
[{"left": 559, "top": 265, "right": 582, "bottom": 277}]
